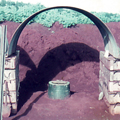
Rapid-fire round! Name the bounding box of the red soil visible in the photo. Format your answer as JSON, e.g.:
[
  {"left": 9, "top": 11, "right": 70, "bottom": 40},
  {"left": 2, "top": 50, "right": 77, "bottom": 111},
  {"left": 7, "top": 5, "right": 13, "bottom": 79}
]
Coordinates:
[{"left": 1, "top": 21, "right": 120, "bottom": 120}]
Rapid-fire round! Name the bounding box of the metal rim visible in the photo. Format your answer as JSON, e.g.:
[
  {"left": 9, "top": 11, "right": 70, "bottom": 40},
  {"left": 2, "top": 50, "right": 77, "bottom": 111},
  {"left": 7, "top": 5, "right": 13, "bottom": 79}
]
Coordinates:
[{"left": 49, "top": 80, "right": 70, "bottom": 85}]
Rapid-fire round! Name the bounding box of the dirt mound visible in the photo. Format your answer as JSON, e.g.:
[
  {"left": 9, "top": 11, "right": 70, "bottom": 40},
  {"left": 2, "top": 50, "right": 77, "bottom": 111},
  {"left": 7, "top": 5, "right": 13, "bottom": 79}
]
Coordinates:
[{"left": 2, "top": 21, "right": 120, "bottom": 120}]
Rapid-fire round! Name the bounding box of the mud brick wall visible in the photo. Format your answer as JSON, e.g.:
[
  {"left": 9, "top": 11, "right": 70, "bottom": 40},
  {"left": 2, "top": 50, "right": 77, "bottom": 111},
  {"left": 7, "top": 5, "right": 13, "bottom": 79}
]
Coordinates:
[
  {"left": 3, "top": 51, "right": 20, "bottom": 114},
  {"left": 99, "top": 51, "right": 120, "bottom": 115}
]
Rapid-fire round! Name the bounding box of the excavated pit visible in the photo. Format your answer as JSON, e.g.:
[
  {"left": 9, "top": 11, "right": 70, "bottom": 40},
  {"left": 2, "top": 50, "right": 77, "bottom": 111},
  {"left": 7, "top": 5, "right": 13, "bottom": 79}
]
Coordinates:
[{"left": 2, "top": 21, "right": 120, "bottom": 120}]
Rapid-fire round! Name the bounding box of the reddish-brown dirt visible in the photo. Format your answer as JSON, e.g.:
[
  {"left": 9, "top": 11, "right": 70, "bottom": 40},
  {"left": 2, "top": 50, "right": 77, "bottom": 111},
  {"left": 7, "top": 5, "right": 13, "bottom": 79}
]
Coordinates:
[{"left": 1, "top": 21, "right": 120, "bottom": 120}]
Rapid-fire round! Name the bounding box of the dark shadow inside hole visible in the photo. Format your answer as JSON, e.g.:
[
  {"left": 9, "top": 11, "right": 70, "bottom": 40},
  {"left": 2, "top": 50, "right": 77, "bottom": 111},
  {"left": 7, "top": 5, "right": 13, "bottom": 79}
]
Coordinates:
[{"left": 14, "top": 42, "right": 99, "bottom": 116}]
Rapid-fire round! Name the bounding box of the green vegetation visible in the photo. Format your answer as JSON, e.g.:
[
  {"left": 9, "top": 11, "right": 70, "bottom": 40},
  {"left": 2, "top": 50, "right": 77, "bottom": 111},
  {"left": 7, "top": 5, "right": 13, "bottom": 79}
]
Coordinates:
[
  {"left": 0, "top": 1, "right": 120, "bottom": 27},
  {"left": 1, "top": 0, "right": 6, "bottom": 6}
]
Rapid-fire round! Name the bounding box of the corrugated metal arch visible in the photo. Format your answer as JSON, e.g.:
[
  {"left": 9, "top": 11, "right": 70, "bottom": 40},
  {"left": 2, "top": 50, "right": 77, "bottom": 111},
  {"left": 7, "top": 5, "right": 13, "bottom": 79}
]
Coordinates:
[{"left": 8, "top": 6, "right": 120, "bottom": 58}]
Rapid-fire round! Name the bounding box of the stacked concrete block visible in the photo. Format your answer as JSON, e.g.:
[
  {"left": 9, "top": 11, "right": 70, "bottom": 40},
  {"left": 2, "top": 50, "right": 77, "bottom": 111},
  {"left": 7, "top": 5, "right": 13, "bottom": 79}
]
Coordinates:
[
  {"left": 99, "top": 51, "right": 120, "bottom": 115},
  {"left": 3, "top": 50, "right": 20, "bottom": 114}
]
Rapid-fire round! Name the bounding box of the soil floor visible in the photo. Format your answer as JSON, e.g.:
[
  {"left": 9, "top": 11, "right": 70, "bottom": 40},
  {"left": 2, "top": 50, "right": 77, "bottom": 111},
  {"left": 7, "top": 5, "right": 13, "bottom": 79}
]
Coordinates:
[{"left": 1, "top": 21, "right": 120, "bottom": 120}]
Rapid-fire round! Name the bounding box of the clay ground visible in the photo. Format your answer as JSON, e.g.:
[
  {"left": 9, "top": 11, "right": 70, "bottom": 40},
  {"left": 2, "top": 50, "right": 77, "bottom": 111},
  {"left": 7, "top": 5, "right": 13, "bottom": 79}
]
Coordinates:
[{"left": 1, "top": 21, "right": 120, "bottom": 120}]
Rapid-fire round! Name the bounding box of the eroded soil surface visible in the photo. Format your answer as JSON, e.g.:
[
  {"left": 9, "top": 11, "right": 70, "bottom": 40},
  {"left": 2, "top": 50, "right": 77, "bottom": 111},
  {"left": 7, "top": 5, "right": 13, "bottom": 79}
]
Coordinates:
[{"left": 1, "top": 21, "right": 120, "bottom": 120}]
